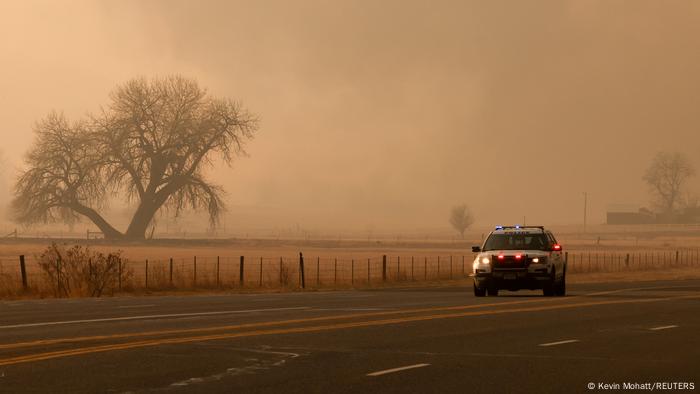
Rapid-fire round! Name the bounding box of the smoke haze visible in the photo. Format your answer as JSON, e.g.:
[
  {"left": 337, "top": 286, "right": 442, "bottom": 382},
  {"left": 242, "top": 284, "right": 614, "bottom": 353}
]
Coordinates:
[{"left": 1, "top": 0, "right": 700, "bottom": 234}]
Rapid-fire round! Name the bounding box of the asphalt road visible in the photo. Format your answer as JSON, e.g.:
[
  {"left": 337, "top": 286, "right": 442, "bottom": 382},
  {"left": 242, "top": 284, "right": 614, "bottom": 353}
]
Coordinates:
[{"left": 0, "top": 280, "right": 698, "bottom": 393}]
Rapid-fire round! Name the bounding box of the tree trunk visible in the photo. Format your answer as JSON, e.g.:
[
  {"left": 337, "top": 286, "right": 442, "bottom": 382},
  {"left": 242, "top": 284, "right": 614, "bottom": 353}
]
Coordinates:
[
  {"left": 124, "top": 200, "right": 158, "bottom": 240},
  {"left": 71, "top": 203, "right": 124, "bottom": 240},
  {"left": 124, "top": 180, "right": 187, "bottom": 240}
]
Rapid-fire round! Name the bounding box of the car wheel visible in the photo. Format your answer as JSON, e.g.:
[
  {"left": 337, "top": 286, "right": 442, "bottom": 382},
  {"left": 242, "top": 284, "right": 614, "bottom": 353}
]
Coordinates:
[
  {"left": 555, "top": 271, "right": 566, "bottom": 296},
  {"left": 474, "top": 283, "right": 486, "bottom": 297},
  {"left": 543, "top": 269, "right": 555, "bottom": 297},
  {"left": 486, "top": 286, "right": 499, "bottom": 296}
]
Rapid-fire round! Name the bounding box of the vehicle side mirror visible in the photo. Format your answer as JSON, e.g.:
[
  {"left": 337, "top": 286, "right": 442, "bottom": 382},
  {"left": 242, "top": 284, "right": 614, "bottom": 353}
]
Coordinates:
[{"left": 472, "top": 246, "right": 481, "bottom": 253}]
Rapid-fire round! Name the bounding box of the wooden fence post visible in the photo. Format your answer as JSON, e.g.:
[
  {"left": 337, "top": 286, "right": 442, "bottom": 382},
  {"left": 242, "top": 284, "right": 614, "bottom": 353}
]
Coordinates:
[
  {"left": 145, "top": 259, "right": 149, "bottom": 289},
  {"left": 169, "top": 258, "right": 174, "bottom": 286},
  {"left": 449, "top": 255, "right": 453, "bottom": 279},
  {"left": 382, "top": 255, "right": 387, "bottom": 282},
  {"left": 367, "top": 258, "right": 371, "bottom": 284},
  {"left": 351, "top": 259, "right": 354, "bottom": 285},
  {"left": 299, "top": 252, "right": 305, "bottom": 289},
  {"left": 216, "top": 256, "right": 220, "bottom": 287},
  {"left": 19, "top": 255, "right": 27, "bottom": 291},
  {"left": 240, "top": 256, "right": 245, "bottom": 287},
  {"left": 397, "top": 256, "right": 401, "bottom": 281},
  {"left": 317, "top": 257, "right": 320, "bottom": 287},
  {"left": 424, "top": 257, "right": 427, "bottom": 280},
  {"left": 260, "top": 257, "right": 263, "bottom": 287},
  {"left": 411, "top": 256, "right": 414, "bottom": 281},
  {"left": 56, "top": 254, "right": 61, "bottom": 297}
]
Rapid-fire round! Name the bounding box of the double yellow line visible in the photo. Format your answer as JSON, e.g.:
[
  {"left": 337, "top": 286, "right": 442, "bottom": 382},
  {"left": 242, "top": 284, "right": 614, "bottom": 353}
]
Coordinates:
[
  {"left": 1, "top": 292, "right": 698, "bottom": 367},
  {"left": 0, "top": 297, "right": 558, "bottom": 351}
]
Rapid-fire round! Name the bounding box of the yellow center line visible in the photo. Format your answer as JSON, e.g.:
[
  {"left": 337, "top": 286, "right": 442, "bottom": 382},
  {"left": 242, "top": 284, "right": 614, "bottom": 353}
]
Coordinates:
[
  {"left": 0, "top": 296, "right": 575, "bottom": 350},
  {"left": 1, "top": 293, "right": 698, "bottom": 367},
  {"left": 1, "top": 284, "right": 692, "bottom": 351}
]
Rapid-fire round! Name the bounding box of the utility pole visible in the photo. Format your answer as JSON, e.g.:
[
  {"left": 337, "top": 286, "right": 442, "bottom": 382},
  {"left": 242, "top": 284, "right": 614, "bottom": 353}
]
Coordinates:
[{"left": 583, "top": 192, "right": 588, "bottom": 233}]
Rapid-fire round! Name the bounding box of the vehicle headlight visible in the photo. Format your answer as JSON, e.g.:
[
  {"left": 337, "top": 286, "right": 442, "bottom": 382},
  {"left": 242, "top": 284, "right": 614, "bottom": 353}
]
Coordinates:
[
  {"left": 532, "top": 257, "right": 539, "bottom": 263},
  {"left": 481, "top": 257, "right": 490, "bottom": 265}
]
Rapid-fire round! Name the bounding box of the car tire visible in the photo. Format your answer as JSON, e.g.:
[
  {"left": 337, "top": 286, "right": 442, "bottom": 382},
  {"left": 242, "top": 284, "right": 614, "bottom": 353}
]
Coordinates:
[
  {"left": 555, "top": 271, "right": 566, "bottom": 296},
  {"left": 486, "top": 286, "right": 499, "bottom": 296},
  {"left": 543, "top": 269, "right": 555, "bottom": 297},
  {"left": 474, "top": 283, "right": 486, "bottom": 297}
]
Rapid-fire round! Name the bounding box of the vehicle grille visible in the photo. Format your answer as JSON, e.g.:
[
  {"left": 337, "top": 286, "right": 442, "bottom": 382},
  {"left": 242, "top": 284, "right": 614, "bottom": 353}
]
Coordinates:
[{"left": 492, "top": 256, "right": 531, "bottom": 269}]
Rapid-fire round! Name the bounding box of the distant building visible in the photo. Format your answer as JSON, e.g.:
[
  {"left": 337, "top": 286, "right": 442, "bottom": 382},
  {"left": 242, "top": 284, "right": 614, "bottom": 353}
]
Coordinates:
[
  {"left": 607, "top": 206, "right": 700, "bottom": 225},
  {"left": 607, "top": 208, "right": 655, "bottom": 225}
]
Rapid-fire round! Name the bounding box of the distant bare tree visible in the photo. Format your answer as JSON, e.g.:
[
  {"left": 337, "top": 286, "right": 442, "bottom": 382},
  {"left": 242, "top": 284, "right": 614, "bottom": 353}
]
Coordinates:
[
  {"left": 0, "top": 149, "right": 8, "bottom": 204},
  {"left": 643, "top": 152, "right": 695, "bottom": 214},
  {"left": 449, "top": 204, "right": 474, "bottom": 239},
  {"left": 13, "top": 76, "right": 258, "bottom": 240}
]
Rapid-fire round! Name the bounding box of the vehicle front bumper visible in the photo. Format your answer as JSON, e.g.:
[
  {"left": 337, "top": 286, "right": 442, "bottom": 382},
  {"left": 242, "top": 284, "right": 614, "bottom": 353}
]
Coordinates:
[{"left": 473, "top": 269, "right": 552, "bottom": 290}]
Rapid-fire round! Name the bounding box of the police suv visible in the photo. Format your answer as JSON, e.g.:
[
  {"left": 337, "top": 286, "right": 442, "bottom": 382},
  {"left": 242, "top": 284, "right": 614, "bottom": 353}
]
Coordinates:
[{"left": 471, "top": 226, "right": 566, "bottom": 297}]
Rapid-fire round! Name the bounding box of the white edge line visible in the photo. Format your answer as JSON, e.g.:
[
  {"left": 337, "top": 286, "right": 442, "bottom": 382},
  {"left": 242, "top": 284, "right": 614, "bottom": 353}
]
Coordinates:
[
  {"left": 116, "top": 304, "right": 157, "bottom": 309},
  {"left": 649, "top": 325, "right": 678, "bottom": 331},
  {"left": 367, "top": 363, "right": 431, "bottom": 377},
  {"left": 538, "top": 339, "right": 580, "bottom": 347},
  {"left": 312, "top": 308, "right": 388, "bottom": 311},
  {"left": 0, "top": 307, "right": 310, "bottom": 329}
]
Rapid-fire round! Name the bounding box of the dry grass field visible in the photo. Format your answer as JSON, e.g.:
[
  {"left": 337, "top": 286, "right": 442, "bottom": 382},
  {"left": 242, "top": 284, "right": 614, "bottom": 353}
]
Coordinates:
[{"left": 2, "top": 230, "right": 700, "bottom": 299}]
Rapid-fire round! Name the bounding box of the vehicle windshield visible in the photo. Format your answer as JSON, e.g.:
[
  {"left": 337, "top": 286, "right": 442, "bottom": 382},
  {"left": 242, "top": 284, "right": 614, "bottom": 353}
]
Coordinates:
[{"left": 483, "top": 233, "right": 549, "bottom": 251}]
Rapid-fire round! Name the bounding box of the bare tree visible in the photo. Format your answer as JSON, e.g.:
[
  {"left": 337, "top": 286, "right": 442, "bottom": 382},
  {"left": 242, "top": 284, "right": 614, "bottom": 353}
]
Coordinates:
[
  {"left": 0, "top": 148, "right": 8, "bottom": 204},
  {"left": 13, "top": 76, "right": 258, "bottom": 240},
  {"left": 642, "top": 152, "right": 695, "bottom": 214},
  {"left": 449, "top": 204, "right": 474, "bottom": 239}
]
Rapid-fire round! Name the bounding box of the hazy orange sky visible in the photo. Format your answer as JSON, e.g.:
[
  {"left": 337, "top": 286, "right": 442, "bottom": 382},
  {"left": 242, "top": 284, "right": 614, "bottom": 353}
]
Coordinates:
[{"left": 1, "top": 0, "right": 700, "bottom": 234}]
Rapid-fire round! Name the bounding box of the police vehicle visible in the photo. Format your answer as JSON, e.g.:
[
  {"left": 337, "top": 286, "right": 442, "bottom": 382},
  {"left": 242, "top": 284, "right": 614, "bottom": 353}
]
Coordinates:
[{"left": 471, "top": 225, "right": 566, "bottom": 297}]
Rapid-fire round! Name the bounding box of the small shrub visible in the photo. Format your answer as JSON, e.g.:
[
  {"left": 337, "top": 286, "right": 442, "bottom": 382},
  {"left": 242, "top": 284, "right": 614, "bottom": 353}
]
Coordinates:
[{"left": 36, "top": 243, "right": 130, "bottom": 297}]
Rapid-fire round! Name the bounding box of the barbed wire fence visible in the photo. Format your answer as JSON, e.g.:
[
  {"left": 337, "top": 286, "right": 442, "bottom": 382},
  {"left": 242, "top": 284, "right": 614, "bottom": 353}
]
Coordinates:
[{"left": 2, "top": 250, "right": 699, "bottom": 298}]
